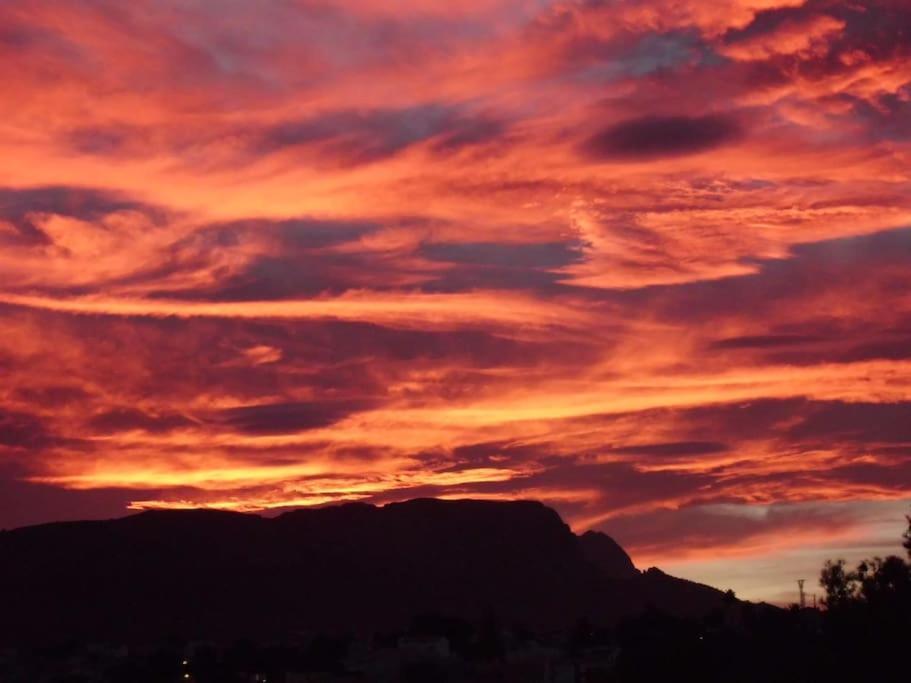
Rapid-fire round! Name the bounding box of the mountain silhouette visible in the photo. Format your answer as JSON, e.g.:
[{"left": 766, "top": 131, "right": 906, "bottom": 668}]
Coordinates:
[
  {"left": 578, "top": 529, "right": 639, "bottom": 579},
  {"left": 0, "top": 498, "right": 727, "bottom": 645}
]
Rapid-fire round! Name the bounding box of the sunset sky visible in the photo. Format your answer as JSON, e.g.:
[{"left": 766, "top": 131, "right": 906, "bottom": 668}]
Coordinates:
[{"left": 1, "top": 0, "right": 910, "bottom": 603}]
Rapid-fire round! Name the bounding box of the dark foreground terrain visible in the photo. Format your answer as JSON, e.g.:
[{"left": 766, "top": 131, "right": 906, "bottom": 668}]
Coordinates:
[
  {"left": 0, "top": 499, "right": 723, "bottom": 644},
  {"left": 1, "top": 498, "right": 908, "bottom": 682}
]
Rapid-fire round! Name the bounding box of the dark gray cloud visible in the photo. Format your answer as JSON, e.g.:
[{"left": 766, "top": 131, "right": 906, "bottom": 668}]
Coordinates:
[
  {"left": 215, "top": 399, "right": 376, "bottom": 434},
  {"left": 431, "top": 117, "right": 507, "bottom": 154},
  {"left": 608, "top": 398, "right": 911, "bottom": 456},
  {"left": 0, "top": 185, "right": 164, "bottom": 246},
  {"left": 711, "top": 334, "right": 827, "bottom": 350},
  {"left": 724, "top": 0, "right": 911, "bottom": 63},
  {"left": 411, "top": 239, "right": 587, "bottom": 293},
  {"left": 189, "top": 253, "right": 380, "bottom": 300},
  {"left": 822, "top": 460, "right": 911, "bottom": 494},
  {"left": 419, "top": 240, "right": 585, "bottom": 269},
  {"left": 787, "top": 401, "right": 911, "bottom": 444},
  {"left": 615, "top": 226, "right": 911, "bottom": 324},
  {"left": 178, "top": 217, "right": 378, "bottom": 252},
  {"left": 13, "top": 385, "right": 93, "bottom": 408},
  {"left": 63, "top": 125, "right": 142, "bottom": 156},
  {"left": 582, "top": 114, "right": 744, "bottom": 160},
  {"left": 721, "top": 0, "right": 911, "bottom": 112},
  {"left": 609, "top": 441, "right": 729, "bottom": 457},
  {"left": 254, "top": 105, "right": 506, "bottom": 165},
  {"left": 87, "top": 409, "right": 195, "bottom": 435},
  {"left": 0, "top": 409, "right": 56, "bottom": 450}
]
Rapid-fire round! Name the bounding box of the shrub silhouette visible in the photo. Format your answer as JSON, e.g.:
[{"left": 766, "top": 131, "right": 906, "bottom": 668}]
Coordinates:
[{"left": 818, "top": 511, "right": 911, "bottom": 679}]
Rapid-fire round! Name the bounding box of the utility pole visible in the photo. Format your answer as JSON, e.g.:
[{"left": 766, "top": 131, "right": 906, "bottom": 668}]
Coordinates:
[{"left": 797, "top": 579, "right": 806, "bottom": 609}]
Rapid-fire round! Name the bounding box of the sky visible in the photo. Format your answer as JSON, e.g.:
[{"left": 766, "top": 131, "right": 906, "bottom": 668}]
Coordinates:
[{"left": 1, "top": 0, "right": 910, "bottom": 603}]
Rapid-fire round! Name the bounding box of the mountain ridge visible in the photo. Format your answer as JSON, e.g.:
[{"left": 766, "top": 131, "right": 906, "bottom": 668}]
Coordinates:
[{"left": 0, "top": 498, "right": 728, "bottom": 646}]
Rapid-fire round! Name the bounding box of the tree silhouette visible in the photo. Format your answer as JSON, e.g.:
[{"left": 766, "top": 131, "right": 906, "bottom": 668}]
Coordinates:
[
  {"left": 820, "top": 559, "right": 856, "bottom": 608},
  {"left": 818, "top": 509, "right": 911, "bottom": 679},
  {"left": 855, "top": 555, "right": 911, "bottom": 607},
  {"left": 820, "top": 511, "right": 911, "bottom": 611},
  {"left": 904, "top": 513, "right": 911, "bottom": 559}
]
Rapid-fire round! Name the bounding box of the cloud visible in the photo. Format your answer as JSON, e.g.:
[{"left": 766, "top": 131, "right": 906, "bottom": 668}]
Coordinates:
[
  {"left": 0, "top": 185, "right": 163, "bottom": 246},
  {"left": 416, "top": 240, "right": 587, "bottom": 292},
  {"left": 1, "top": 0, "right": 911, "bottom": 603},
  {"left": 609, "top": 441, "right": 729, "bottom": 456},
  {"left": 0, "top": 409, "right": 56, "bottom": 450},
  {"left": 581, "top": 114, "right": 744, "bottom": 160},
  {"left": 787, "top": 401, "right": 911, "bottom": 444},
  {"left": 0, "top": 290, "right": 589, "bottom": 331},
  {"left": 726, "top": 0, "right": 911, "bottom": 61},
  {"left": 62, "top": 125, "right": 144, "bottom": 157},
  {"left": 13, "top": 385, "right": 92, "bottom": 408},
  {"left": 601, "top": 500, "right": 868, "bottom": 559},
  {"left": 717, "top": 0, "right": 911, "bottom": 107},
  {"left": 419, "top": 240, "right": 584, "bottom": 268},
  {"left": 87, "top": 408, "right": 195, "bottom": 435},
  {"left": 253, "top": 105, "right": 507, "bottom": 165},
  {"left": 720, "top": 13, "right": 845, "bottom": 61},
  {"left": 187, "top": 218, "right": 378, "bottom": 251},
  {"left": 711, "top": 334, "right": 827, "bottom": 349},
  {"left": 215, "top": 400, "right": 376, "bottom": 434}
]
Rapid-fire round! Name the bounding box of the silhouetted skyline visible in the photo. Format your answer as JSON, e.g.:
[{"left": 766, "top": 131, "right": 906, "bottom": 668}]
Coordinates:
[{"left": 0, "top": 499, "right": 728, "bottom": 646}]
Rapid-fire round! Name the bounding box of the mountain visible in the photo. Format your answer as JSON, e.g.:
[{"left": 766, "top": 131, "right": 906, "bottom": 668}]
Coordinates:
[
  {"left": 578, "top": 530, "right": 639, "bottom": 579},
  {"left": 0, "top": 498, "right": 727, "bottom": 645}
]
